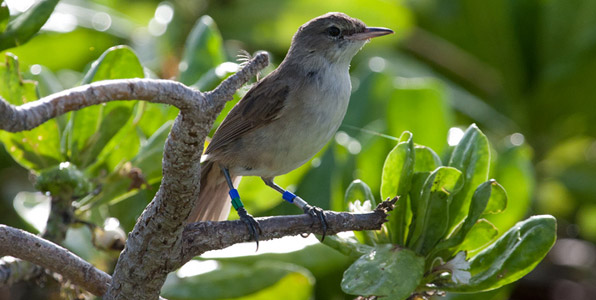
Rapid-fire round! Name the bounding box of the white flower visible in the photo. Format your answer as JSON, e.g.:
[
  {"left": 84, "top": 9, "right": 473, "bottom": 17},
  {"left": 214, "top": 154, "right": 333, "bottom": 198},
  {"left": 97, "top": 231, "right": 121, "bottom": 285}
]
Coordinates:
[
  {"left": 443, "top": 251, "right": 471, "bottom": 284},
  {"left": 348, "top": 200, "right": 372, "bottom": 213}
]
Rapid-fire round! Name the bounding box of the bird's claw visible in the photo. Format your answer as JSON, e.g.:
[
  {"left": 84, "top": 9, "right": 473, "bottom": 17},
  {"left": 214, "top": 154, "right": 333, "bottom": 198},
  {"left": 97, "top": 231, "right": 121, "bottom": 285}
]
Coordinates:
[
  {"left": 303, "top": 205, "right": 328, "bottom": 241},
  {"left": 237, "top": 207, "right": 262, "bottom": 250}
]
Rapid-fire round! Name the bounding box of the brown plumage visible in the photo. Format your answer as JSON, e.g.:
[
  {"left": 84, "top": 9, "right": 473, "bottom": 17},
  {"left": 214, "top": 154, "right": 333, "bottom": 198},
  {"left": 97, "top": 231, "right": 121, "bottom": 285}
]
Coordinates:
[{"left": 188, "top": 12, "right": 393, "bottom": 223}]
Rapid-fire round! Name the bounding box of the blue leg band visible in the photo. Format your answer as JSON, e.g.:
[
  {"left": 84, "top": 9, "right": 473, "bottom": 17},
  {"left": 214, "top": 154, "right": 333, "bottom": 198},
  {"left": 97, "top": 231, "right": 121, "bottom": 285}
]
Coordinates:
[
  {"left": 282, "top": 191, "right": 297, "bottom": 203},
  {"left": 229, "top": 189, "right": 243, "bottom": 210}
]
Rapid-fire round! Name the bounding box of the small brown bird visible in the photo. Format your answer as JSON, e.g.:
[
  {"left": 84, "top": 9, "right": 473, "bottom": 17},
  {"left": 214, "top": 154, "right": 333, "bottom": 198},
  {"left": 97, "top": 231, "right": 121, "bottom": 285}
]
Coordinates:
[{"left": 188, "top": 12, "right": 393, "bottom": 242}]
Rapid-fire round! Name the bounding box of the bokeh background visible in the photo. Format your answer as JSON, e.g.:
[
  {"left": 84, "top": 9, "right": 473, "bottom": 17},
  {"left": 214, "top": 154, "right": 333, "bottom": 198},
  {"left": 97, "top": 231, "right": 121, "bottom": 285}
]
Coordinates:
[{"left": 1, "top": 0, "right": 595, "bottom": 299}]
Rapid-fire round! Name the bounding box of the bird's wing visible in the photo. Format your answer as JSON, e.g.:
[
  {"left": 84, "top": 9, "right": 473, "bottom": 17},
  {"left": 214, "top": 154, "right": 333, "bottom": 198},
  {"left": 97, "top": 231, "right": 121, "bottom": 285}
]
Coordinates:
[{"left": 205, "top": 74, "right": 290, "bottom": 154}]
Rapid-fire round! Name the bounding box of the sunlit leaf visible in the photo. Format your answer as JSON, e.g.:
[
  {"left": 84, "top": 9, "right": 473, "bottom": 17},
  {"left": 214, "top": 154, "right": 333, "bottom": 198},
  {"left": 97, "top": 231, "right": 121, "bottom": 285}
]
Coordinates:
[
  {"left": 161, "top": 261, "right": 313, "bottom": 300},
  {"left": 408, "top": 167, "right": 463, "bottom": 255},
  {"left": 487, "top": 143, "right": 534, "bottom": 234},
  {"left": 445, "top": 215, "right": 556, "bottom": 292},
  {"left": 345, "top": 179, "right": 376, "bottom": 207},
  {"left": 456, "top": 219, "right": 499, "bottom": 255},
  {"left": 413, "top": 145, "right": 442, "bottom": 173},
  {"left": 0, "top": 53, "right": 61, "bottom": 171},
  {"left": 431, "top": 180, "right": 505, "bottom": 258},
  {"left": 447, "top": 124, "right": 490, "bottom": 234},
  {"left": 342, "top": 245, "right": 424, "bottom": 299},
  {"left": 380, "top": 131, "right": 414, "bottom": 245},
  {"left": 0, "top": 0, "right": 59, "bottom": 51},
  {"left": 323, "top": 234, "right": 374, "bottom": 260},
  {"left": 66, "top": 45, "right": 144, "bottom": 169},
  {"left": 179, "top": 15, "right": 226, "bottom": 86}
]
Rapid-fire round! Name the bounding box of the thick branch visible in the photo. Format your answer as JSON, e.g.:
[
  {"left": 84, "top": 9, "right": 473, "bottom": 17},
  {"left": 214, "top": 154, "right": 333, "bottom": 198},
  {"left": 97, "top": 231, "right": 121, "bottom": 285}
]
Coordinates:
[
  {"left": 0, "top": 79, "right": 201, "bottom": 132},
  {"left": 181, "top": 200, "right": 396, "bottom": 264},
  {"left": 0, "top": 225, "right": 110, "bottom": 296},
  {"left": 105, "top": 53, "right": 269, "bottom": 300},
  {"left": 0, "top": 199, "right": 394, "bottom": 297}
]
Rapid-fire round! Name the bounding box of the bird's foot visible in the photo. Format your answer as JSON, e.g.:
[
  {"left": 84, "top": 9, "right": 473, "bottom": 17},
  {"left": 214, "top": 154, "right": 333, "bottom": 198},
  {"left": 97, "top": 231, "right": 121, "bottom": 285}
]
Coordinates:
[
  {"left": 237, "top": 207, "right": 262, "bottom": 250},
  {"left": 302, "top": 205, "right": 328, "bottom": 241}
]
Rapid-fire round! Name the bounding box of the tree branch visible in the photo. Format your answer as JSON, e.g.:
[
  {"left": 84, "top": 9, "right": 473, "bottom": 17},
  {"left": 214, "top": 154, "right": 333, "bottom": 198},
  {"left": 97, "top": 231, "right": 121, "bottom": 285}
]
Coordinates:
[
  {"left": 0, "top": 225, "right": 111, "bottom": 296},
  {"left": 105, "top": 53, "right": 269, "bottom": 300},
  {"left": 0, "top": 51, "right": 394, "bottom": 299},
  {"left": 0, "top": 198, "right": 395, "bottom": 297},
  {"left": 0, "top": 79, "right": 204, "bottom": 132},
  {"left": 180, "top": 198, "right": 397, "bottom": 263}
]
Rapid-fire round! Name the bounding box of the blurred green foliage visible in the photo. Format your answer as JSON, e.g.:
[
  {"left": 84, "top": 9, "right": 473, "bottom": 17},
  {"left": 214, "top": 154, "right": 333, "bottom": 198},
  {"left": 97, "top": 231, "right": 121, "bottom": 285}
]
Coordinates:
[{"left": 0, "top": 0, "right": 594, "bottom": 299}]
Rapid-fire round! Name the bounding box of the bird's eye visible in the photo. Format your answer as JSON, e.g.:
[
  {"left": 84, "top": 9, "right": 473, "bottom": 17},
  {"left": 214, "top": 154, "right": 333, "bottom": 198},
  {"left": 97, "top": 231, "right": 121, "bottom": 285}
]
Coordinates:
[{"left": 327, "top": 26, "right": 341, "bottom": 37}]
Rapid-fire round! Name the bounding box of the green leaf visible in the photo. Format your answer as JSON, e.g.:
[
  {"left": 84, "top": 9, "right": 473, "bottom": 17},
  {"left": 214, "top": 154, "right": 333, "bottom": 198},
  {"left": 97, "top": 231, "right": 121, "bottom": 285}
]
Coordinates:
[
  {"left": 446, "top": 215, "right": 557, "bottom": 292},
  {"left": 413, "top": 145, "right": 442, "bottom": 173},
  {"left": 487, "top": 143, "right": 534, "bottom": 234},
  {"left": 179, "top": 15, "right": 226, "bottom": 86},
  {"left": 0, "top": 53, "right": 61, "bottom": 171},
  {"left": 0, "top": 3, "right": 9, "bottom": 32},
  {"left": 345, "top": 179, "right": 376, "bottom": 207},
  {"left": 161, "top": 261, "right": 313, "bottom": 300},
  {"left": 456, "top": 219, "right": 498, "bottom": 254},
  {"left": 81, "top": 45, "right": 145, "bottom": 84},
  {"left": 342, "top": 245, "right": 424, "bottom": 299},
  {"left": 79, "top": 121, "right": 172, "bottom": 212},
  {"left": 406, "top": 172, "right": 430, "bottom": 245},
  {"left": 381, "top": 131, "right": 414, "bottom": 200},
  {"left": 323, "top": 234, "right": 374, "bottom": 260},
  {"left": 483, "top": 181, "right": 507, "bottom": 215},
  {"left": 447, "top": 124, "right": 490, "bottom": 234},
  {"left": 0, "top": 0, "right": 59, "bottom": 51},
  {"left": 431, "top": 180, "right": 506, "bottom": 257},
  {"left": 66, "top": 46, "right": 144, "bottom": 169},
  {"left": 346, "top": 179, "right": 383, "bottom": 245},
  {"left": 380, "top": 131, "right": 414, "bottom": 245},
  {"left": 408, "top": 167, "right": 464, "bottom": 255}
]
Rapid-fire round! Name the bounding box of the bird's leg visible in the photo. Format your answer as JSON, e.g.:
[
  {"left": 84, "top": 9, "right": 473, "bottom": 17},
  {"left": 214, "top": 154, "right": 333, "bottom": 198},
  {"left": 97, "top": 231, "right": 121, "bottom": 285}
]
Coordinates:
[
  {"left": 221, "top": 167, "right": 261, "bottom": 249},
  {"left": 261, "top": 177, "right": 328, "bottom": 240}
]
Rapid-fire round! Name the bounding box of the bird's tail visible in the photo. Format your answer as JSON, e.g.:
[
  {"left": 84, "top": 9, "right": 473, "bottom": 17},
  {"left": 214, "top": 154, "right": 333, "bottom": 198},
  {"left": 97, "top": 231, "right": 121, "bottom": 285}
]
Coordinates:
[{"left": 187, "top": 161, "right": 241, "bottom": 223}]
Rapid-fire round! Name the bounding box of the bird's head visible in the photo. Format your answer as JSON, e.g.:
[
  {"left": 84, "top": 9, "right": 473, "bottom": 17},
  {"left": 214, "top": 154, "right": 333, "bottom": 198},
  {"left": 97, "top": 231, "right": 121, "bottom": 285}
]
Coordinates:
[{"left": 287, "top": 12, "right": 393, "bottom": 66}]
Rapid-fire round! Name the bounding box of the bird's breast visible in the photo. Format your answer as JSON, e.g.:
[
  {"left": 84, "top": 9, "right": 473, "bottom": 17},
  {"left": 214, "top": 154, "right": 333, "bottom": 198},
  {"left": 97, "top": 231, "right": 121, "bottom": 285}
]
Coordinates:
[
  {"left": 267, "top": 66, "right": 351, "bottom": 173},
  {"left": 230, "top": 64, "right": 353, "bottom": 178}
]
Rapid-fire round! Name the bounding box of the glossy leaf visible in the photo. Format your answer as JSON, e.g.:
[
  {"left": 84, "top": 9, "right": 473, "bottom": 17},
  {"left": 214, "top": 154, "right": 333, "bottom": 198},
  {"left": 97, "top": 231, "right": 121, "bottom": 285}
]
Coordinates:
[
  {"left": 432, "top": 180, "right": 506, "bottom": 257},
  {"left": 345, "top": 179, "right": 376, "bottom": 207},
  {"left": 406, "top": 172, "right": 430, "bottom": 246},
  {"left": 447, "top": 124, "right": 490, "bottom": 234},
  {"left": 0, "top": 53, "right": 61, "bottom": 171},
  {"left": 162, "top": 261, "right": 313, "bottom": 300},
  {"left": 380, "top": 131, "right": 414, "bottom": 245},
  {"left": 342, "top": 244, "right": 424, "bottom": 299},
  {"left": 456, "top": 219, "right": 499, "bottom": 254},
  {"left": 0, "top": 0, "right": 59, "bottom": 51},
  {"left": 323, "top": 234, "right": 374, "bottom": 260},
  {"left": 446, "top": 215, "right": 557, "bottom": 292},
  {"left": 380, "top": 131, "right": 414, "bottom": 200},
  {"left": 408, "top": 167, "right": 464, "bottom": 255},
  {"left": 487, "top": 143, "right": 534, "bottom": 233},
  {"left": 413, "top": 145, "right": 442, "bottom": 173},
  {"left": 179, "top": 15, "right": 226, "bottom": 86},
  {"left": 66, "top": 46, "right": 144, "bottom": 169}
]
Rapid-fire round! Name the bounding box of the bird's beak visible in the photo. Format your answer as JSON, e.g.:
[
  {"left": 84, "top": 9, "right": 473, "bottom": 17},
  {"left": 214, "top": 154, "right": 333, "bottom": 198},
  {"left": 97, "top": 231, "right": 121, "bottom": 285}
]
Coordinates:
[{"left": 347, "top": 27, "right": 394, "bottom": 41}]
